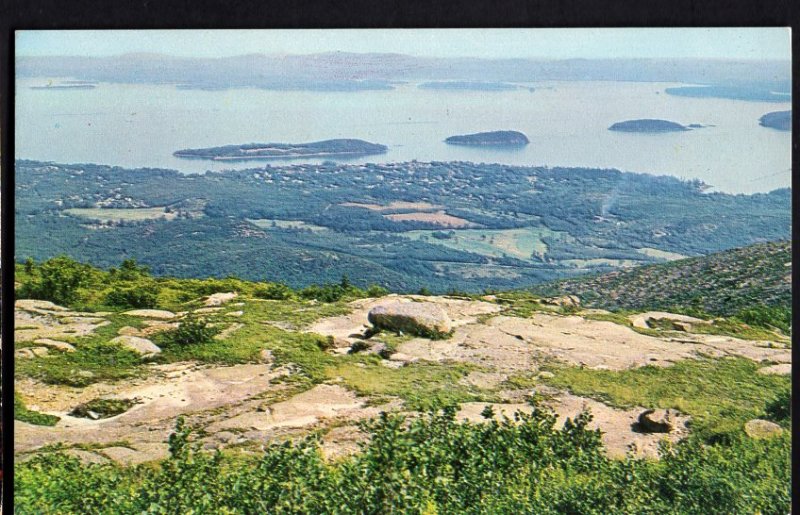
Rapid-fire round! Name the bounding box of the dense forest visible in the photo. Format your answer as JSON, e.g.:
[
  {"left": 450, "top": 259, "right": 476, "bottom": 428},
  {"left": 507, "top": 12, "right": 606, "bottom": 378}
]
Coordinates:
[{"left": 15, "top": 159, "right": 791, "bottom": 292}]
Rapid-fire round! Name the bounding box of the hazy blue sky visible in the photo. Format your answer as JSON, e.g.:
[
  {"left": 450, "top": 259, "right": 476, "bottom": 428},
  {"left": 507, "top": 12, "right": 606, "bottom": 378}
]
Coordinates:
[{"left": 16, "top": 28, "right": 791, "bottom": 60}]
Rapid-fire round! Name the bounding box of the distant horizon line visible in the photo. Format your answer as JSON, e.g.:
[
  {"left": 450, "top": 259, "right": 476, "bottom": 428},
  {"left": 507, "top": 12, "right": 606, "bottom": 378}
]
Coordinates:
[{"left": 16, "top": 51, "right": 791, "bottom": 62}]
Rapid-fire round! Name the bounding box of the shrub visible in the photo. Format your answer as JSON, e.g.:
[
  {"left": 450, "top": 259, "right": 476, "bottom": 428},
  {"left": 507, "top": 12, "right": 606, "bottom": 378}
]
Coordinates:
[
  {"left": 763, "top": 388, "right": 791, "bottom": 425},
  {"left": 69, "top": 398, "right": 141, "bottom": 419},
  {"left": 735, "top": 306, "right": 792, "bottom": 334},
  {"left": 14, "top": 407, "right": 791, "bottom": 513},
  {"left": 300, "top": 283, "right": 348, "bottom": 303},
  {"left": 105, "top": 283, "right": 160, "bottom": 309},
  {"left": 160, "top": 316, "right": 217, "bottom": 347},
  {"left": 253, "top": 282, "right": 293, "bottom": 300},
  {"left": 18, "top": 255, "right": 92, "bottom": 306}
]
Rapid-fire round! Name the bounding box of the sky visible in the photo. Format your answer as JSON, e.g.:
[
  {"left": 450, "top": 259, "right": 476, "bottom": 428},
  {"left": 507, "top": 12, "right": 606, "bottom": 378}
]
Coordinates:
[{"left": 16, "top": 28, "right": 791, "bottom": 60}]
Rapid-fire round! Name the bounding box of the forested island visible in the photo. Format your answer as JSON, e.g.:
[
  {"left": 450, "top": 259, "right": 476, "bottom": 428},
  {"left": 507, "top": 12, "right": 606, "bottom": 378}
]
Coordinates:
[
  {"left": 174, "top": 139, "right": 388, "bottom": 160},
  {"left": 608, "top": 119, "right": 690, "bottom": 133},
  {"left": 759, "top": 110, "right": 791, "bottom": 131},
  {"left": 444, "top": 131, "right": 530, "bottom": 146}
]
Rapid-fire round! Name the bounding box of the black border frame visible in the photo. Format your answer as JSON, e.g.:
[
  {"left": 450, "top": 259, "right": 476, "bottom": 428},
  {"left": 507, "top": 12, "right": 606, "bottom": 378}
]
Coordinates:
[{"left": 0, "top": 1, "right": 796, "bottom": 512}]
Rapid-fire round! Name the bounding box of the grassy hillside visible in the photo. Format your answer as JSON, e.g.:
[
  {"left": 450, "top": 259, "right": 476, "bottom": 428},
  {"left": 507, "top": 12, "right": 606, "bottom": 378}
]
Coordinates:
[{"left": 532, "top": 240, "right": 791, "bottom": 318}]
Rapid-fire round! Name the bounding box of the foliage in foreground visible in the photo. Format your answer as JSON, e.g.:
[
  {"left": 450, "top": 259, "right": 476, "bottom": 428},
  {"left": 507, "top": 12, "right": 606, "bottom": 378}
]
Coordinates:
[{"left": 16, "top": 406, "right": 790, "bottom": 514}]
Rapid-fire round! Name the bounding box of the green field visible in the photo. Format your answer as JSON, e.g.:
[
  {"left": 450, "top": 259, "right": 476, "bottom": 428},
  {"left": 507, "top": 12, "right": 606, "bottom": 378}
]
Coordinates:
[
  {"left": 401, "top": 227, "right": 564, "bottom": 261},
  {"left": 65, "top": 207, "right": 177, "bottom": 222},
  {"left": 247, "top": 218, "right": 329, "bottom": 232}
]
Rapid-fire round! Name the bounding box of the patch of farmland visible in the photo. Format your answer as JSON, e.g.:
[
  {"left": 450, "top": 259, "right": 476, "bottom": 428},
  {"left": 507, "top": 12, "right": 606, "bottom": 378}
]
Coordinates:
[
  {"left": 341, "top": 201, "right": 444, "bottom": 212},
  {"left": 64, "top": 207, "right": 178, "bottom": 222},
  {"left": 402, "top": 227, "right": 558, "bottom": 260},
  {"left": 247, "top": 219, "right": 328, "bottom": 232}
]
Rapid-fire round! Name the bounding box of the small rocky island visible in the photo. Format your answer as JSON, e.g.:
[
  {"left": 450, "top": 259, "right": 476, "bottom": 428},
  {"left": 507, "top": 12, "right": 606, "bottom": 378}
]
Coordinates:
[
  {"left": 758, "top": 111, "right": 791, "bottom": 131},
  {"left": 608, "top": 119, "right": 692, "bottom": 133},
  {"left": 444, "top": 130, "right": 530, "bottom": 146},
  {"left": 174, "top": 139, "right": 388, "bottom": 160}
]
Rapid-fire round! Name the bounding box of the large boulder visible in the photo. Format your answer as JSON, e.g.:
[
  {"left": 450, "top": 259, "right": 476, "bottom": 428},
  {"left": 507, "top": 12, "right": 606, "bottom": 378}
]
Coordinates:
[
  {"left": 368, "top": 302, "right": 452, "bottom": 337},
  {"left": 109, "top": 335, "right": 162, "bottom": 358},
  {"left": 637, "top": 408, "right": 677, "bottom": 433},
  {"left": 744, "top": 419, "right": 783, "bottom": 439}
]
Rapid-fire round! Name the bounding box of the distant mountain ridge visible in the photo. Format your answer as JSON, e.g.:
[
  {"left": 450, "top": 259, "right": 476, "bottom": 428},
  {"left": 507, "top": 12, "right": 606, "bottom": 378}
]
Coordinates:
[{"left": 17, "top": 53, "right": 791, "bottom": 92}]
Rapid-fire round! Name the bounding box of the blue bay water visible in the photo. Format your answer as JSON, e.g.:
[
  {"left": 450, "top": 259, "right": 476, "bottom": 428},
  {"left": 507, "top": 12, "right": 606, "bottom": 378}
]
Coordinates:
[{"left": 15, "top": 79, "right": 791, "bottom": 194}]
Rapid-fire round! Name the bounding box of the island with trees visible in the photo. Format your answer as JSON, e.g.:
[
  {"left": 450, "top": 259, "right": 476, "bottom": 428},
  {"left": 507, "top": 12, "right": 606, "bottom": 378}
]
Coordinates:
[
  {"left": 758, "top": 111, "right": 791, "bottom": 131},
  {"left": 174, "top": 139, "right": 388, "bottom": 160},
  {"left": 608, "top": 119, "right": 692, "bottom": 133},
  {"left": 444, "top": 130, "right": 530, "bottom": 146}
]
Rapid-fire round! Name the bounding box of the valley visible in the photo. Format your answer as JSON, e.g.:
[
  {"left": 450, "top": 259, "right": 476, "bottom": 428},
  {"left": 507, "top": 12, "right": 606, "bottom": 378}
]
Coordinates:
[{"left": 15, "top": 159, "right": 791, "bottom": 293}]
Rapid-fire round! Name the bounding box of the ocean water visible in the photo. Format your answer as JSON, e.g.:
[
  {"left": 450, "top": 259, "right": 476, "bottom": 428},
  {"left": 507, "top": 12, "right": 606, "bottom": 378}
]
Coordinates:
[{"left": 15, "top": 79, "right": 792, "bottom": 194}]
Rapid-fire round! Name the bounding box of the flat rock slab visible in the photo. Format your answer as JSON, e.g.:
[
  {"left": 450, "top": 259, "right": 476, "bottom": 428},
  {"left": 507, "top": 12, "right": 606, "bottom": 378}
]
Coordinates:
[
  {"left": 15, "top": 308, "right": 109, "bottom": 343},
  {"left": 15, "top": 362, "right": 283, "bottom": 455},
  {"left": 16, "top": 299, "right": 69, "bottom": 312},
  {"left": 204, "top": 292, "right": 238, "bottom": 306},
  {"left": 209, "top": 384, "right": 376, "bottom": 433},
  {"left": 109, "top": 335, "right": 162, "bottom": 357},
  {"left": 123, "top": 309, "right": 177, "bottom": 319}
]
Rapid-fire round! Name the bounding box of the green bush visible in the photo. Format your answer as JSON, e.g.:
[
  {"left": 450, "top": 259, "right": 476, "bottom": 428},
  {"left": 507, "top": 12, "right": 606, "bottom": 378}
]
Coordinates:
[
  {"left": 253, "top": 282, "right": 294, "bottom": 300},
  {"left": 69, "top": 398, "right": 140, "bottom": 419},
  {"left": 763, "top": 388, "right": 791, "bottom": 426},
  {"left": 15, "top": 394, "right": 60, "bottom": 426},
  {"left": 18, "top": 255, "right": 93, "bottom": 306},
  {"left": 15, "top": 406, "right": 791, "bottom": 514},
  {"left": 104, "top": 283, "right": 160, "bottom": 309},
  {"left": 735, "top": 306, "right": 792, "bottom": 334},
  {"left": 300, "top": 283, "right": 349, "bottom": 303},
  {"left": 159, "top": 316, "right": 218, "bottom": 347}
]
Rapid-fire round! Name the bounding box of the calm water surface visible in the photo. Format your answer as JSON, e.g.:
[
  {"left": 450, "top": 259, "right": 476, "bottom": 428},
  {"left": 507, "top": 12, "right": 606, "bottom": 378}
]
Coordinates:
[{"left": 16, "top": 79, "right": 791, "bottom": 193}]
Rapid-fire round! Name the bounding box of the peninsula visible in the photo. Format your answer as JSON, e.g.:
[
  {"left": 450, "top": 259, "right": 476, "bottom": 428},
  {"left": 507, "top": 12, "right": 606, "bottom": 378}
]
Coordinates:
[
  {"left": 758, "top": 111, "right": 791, "bottom": 131},
  {"left": 608, "top": 119, "right": 690, "bottom": 133},
  {"left": 444, "top": 130, "right": 530, "bottom": 146},
  {"left": 174, "top": 139, "right": 388, "bottom": 160}
]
